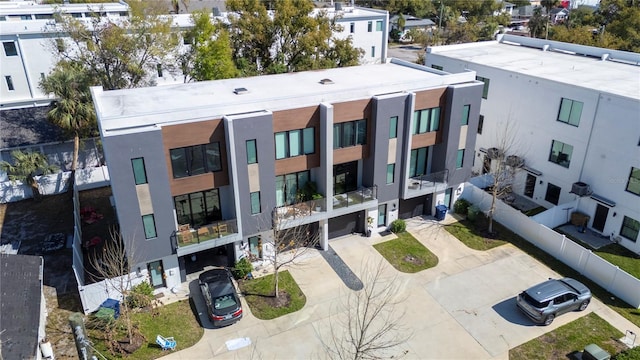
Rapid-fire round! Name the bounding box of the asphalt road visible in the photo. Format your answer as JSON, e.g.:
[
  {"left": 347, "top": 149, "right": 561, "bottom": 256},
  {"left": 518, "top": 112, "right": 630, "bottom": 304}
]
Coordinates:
[{"left": 388, "top": 44, "right": 424, "bottom": 64}]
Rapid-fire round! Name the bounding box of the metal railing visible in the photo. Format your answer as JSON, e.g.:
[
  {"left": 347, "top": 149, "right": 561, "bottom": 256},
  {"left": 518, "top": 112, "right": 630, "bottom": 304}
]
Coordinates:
[
  {"left": 174, "top": 219, "right": 238, "bottom": 248},
  {"left": 275, "top": 197, "right": 326, "bottom": 221},
  {"left": 333, "top": 186, "right": 377, "bottom": 209},
  {"left": 407, "top": 169, "right": 448, "bottom": 191}
]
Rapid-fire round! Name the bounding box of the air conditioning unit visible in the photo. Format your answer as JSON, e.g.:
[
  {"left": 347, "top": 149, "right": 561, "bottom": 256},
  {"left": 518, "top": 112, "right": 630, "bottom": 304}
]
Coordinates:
[
  {"left": 506, "top": 155, "right": 524, "bottom": 168},
  {"left": 487, "top": 147, "right": 504, "bottom": 160},
  {"left": 571, "top": 182, "right": 591, "bottom": 196}
]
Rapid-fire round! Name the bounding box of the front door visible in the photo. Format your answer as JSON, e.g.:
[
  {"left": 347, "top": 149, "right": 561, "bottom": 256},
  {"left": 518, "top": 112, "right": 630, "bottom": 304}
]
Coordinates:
[
  {"left": 482, "top": 155, "right": 491, "bottom": 174},
  {"left": 333, "top": 161, "right": 358, "bottom": 195},
  {"left": 524, "top": 174, "right": 536, "bottom": 198},
  {"left": 592, "top": 204, "right": 609, "bottom": 232},
  {"left": 148, "top": 260, "right": 166, "bottom": 288}
]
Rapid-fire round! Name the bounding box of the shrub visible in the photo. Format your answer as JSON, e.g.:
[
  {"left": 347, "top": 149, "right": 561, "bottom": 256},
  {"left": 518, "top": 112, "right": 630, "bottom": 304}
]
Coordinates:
[
  {"left": 127, "top": 281, "right": 154, "bottom": 309},
  {"left": 390, "top": 219, "right": 406, "bottom": 234},
  {"left": 453, "top": 198, "right": 471, "bottom": 215},
  {"left": 467, "top": 205, "right": 481, "bottom": 222},
  {"left": 614, "top": 346, "right": 640, "bottom": 360},
  {"left": 232, "top": 257, "right": 253, "bottom": 279}
]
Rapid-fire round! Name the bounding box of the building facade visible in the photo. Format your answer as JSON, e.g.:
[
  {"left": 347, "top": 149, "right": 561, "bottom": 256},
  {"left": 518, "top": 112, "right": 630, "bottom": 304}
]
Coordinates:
[
  {"left": 0, "top": 1, "right": 388, "bottom": 109},
  {"left": 425, "top": 35, "right": 640, "bottom": 253},
  {"left": 92, "top": 60, "right": 482, "bottom": 290}
]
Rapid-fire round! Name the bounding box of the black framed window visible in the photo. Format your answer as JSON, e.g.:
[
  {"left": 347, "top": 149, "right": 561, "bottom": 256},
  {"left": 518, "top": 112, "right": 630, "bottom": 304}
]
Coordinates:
[
  {"left": 246, "top": 139, "right": 258, "bottom": 164},
  {"left": 5, "top": 76, "right": 14, "bottom": 91},
  {"left": 142, "top": 214, "right": 157, "bottom": 239},
  {"left": 174, "top": 189, "right": 221, "bottom": 227},
  {"left": 478, "top": 115, "right": 484, "bottom": 134},
  {"left": 333, "top": 120, "right": 366, "bottom": 149},
  {"left": 3, "top": 42, "right": 17, "bottom": 56},
  {"left": 275, "top": 127, "right": 314, "bottom": 159},
  {"left": 462, "top": 105, "right": 470, "bottom": 125},
  {"left": 367, "top": 21, "right": 372, "bottom": 32},
  {"left": 625, "top": 167, "right": 640, "bottom": 196},
  {"left": 548, "top": 140, "right": 573, "bottom": 168},
  {"left": 170, "top": 142, "right": 221, "bottom": 178},
  {"left": 557, "top": 98, "right": 583, "bottom": 126},
  {"left": 275, "top": 170, "right": 310, "bottom": 206},
  {"left": 412, "top": 107, "right": 440, "bottom": 134},
  {"left": 409, "top": 147, "right": 429, "bottom": 177},
  {"left": 386, "top": 164, "right": 395, "bottom": 184},
  {"left": 131, "top": 158, "right": 147, "bottom": 185},
  {"left": 456, "top": 149, "right": 465, "bottom": 168},
  {"left": 350, "top": 22, "right": 355, "bottom": 33},
  {"left": 389, "top": 116, "right": 398, "bottom": 139},
  {"left": 620, "top": 216, "right": 639, "bottom": 242},
  {"left": 545, "top": 183, "right": 561, "bottom": 205},
  {"left": 250, "top": 192, "right": 261, "bottom": 214}
]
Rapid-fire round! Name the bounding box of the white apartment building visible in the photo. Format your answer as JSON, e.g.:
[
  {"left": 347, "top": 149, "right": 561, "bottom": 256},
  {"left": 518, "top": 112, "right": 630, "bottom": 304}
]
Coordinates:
[
  {"left": 0, "top": 1, "right": 388, "bottom": 109},
  {"left": 425, "top": 35, "right": 640, "bottom": 253}
]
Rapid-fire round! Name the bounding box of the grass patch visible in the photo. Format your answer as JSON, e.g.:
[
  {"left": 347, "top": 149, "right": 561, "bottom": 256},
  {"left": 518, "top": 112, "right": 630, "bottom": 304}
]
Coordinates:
[
  {"left": 373, "top": 231, "right": 438, "bottom": 273},
  {"left": 448, "top": 216, "right": 640, "bottom": 328},
  {"left": 509, "top": 313, "right": 626, "bottom": 359},
  {"left": 88, "top": 299, "right": 203, "bottom": 359},
  {"left": 444, "top": 217, "right": 507, "bottom": 250},
  {"left": 238, "top": 270, "right": 306, "bottom": 320},
  {"left": 555, "top": 229, "right": 640, "bottom": 279}
]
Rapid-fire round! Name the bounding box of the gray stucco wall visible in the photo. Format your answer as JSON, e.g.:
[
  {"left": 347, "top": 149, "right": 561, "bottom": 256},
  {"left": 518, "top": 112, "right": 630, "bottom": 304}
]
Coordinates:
[
  {"left": 432, "top": 82, "right": 483, "bottom": 186},
  {"left": 227, "top": 113, "right": 276, "bottom": 236},
  {"left": 102, "top": 130, "right": 175, "bottom": 264}
]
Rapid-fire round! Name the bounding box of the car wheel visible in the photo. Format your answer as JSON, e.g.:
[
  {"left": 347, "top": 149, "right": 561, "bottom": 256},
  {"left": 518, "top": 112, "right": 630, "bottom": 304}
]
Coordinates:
[
  {"left": 579, "top": 300, "right": 589, "bottom": 311},
  {"left": 544, "top": 314, "right": 555, "bottom": 326}
]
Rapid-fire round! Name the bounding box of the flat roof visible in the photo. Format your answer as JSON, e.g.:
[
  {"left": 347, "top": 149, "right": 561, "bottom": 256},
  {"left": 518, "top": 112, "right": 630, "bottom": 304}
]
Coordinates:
[
  {"left": 427, "top": 34, "right": 640, "bottom": 100},
  {"left": 93, "top": 60, "right": 477, "bottom": 135}
]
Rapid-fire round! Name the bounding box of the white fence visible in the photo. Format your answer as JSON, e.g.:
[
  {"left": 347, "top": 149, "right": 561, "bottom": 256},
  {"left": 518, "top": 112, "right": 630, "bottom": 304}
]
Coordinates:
[
  {"left": 460, "top": 183, "right": 640, "bottom": 308},
  {"left": 0, "top": 172, "right": 71, "bottom": 203}
]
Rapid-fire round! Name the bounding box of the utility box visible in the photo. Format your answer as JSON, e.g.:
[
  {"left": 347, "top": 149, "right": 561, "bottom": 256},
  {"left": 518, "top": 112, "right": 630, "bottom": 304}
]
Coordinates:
[{"left": 582, "top": 344, "right": 610, "bottom": 360}]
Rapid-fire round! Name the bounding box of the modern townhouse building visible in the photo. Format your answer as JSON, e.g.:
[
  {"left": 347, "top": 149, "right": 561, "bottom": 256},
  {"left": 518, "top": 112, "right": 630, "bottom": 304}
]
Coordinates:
[
  {"left": 0, "top": 1, "right": 388, "bottom": 109},
  {"left": 425, "top": 35, "right": 640, "bottom": 253},
  {"left": 91, "top": 59, "right": 483, "bottom": 290}
]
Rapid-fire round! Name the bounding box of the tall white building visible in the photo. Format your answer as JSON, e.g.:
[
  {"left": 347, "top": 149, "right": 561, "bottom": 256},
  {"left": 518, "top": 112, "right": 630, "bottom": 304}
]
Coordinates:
[
  {"left": 0, "top": 1, "right": 388, "bottom": 109},
  {"left": 425, "top": 35, "right": 640, "bottom": 253}
]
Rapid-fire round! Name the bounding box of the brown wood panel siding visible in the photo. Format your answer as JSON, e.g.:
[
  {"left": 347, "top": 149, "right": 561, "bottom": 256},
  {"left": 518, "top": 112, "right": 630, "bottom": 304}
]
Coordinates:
[
  {"left": 162, "top": 119, "right": 229, "bottom": 196},
  {"left": 333, "top": 145, "right": 368, "bottom": 165},
  {"left": 333, "top": 99, "right": 372, "bottom": 122},
  {"left": 414, "top": 88, "right": 447, "bottom": 110},
  {"left": 411, "top": 132, "right": 438, "bottom": 149},
  {"left": 273, "top": 106, "right": 321, "bottom": 174}
]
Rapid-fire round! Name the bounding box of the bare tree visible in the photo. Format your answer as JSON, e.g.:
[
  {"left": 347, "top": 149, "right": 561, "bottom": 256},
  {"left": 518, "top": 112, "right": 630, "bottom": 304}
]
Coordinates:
[
  {"left": 320, "top": 259, "right": 411, "bottom": 360},
  {"left": 482, "top": 121, "right": 526, "bottom": 234},
  {"left": 86, "top": 227, "right": 141, "bottom": 348}
]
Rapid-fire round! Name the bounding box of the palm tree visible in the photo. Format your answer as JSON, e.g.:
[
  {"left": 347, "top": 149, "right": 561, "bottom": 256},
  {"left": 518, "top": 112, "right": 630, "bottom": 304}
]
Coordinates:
[
  {"left": 0, "top": 150, "right": 58, "bottom": 200},
  {"left": 541, "top": 0, "right": 560, "bottom": 39},
  {"left": 40, "top": 61, "right": 97, "bottom": 176}
]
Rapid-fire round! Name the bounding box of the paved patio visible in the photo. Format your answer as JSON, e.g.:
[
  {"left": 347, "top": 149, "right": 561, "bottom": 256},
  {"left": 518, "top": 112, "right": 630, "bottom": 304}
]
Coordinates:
[{"left": 557, "top": 224, "right": 615, "bottom": 249}]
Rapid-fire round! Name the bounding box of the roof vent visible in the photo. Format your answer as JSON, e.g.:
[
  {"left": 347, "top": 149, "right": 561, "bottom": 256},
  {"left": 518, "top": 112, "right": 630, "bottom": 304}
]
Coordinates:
[
  {"left": 319, "top": 78, "right": 334, "bottom": 85},
  {"left": 601, "top": 53, "right": 610, "bottom": 61},
  {"left": 542, "top": 44, "right": 550, "bottom": 52},
  {"left": 233, "top": 87, "right": 248, "bottom": 95}
]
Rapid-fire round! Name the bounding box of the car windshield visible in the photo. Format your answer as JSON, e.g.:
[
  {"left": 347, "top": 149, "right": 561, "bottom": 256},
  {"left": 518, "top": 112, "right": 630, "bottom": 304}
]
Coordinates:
[
  {"left": 214, "top": 294, "right": 237, "bottom": 309},
  {"left": 522, "top": 291, "right": 550, "bottom": 308}
]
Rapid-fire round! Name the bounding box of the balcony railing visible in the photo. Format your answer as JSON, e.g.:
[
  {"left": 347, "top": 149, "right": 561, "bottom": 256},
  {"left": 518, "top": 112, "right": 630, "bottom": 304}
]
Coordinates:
[
  {"left": 333, "top": 186, "right": 377, "bottom": 209},
  {"left": 175, "top": 219, "right": 238, "bottom": 248},
  {"left": 275, "top": 198, "right": 326, "bottom": 221},
  {"left": 407, "top": 169, "right": 449, "bottom": 193}
]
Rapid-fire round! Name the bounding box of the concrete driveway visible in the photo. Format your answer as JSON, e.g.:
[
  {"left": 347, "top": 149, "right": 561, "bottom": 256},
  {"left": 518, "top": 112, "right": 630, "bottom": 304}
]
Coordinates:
[{"left": 160, "top": 216, "right": 639, "bottom": 359}]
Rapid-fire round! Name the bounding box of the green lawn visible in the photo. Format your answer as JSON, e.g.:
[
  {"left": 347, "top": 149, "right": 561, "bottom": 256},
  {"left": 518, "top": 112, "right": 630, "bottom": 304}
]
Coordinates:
[
  {"left": 88, "top": 299, "right": 203, "bottom": 359},
  {"left": 373, "top": 231, "right": 438, "bottom": 273},
  {"left": 238, "top": 270, "right": 306, "bottom": 320},
  {"left": 555, "top": 229, "right": 640, "bottom": 279},
  {"left": 509, "top": 313, "right": 626, "bottom": 359},
  {"left": 447, "top": 217, "right": 640, "bottom": 329},
  {"left": 444, "top": 217, "right": 507, "bottom": 250}
]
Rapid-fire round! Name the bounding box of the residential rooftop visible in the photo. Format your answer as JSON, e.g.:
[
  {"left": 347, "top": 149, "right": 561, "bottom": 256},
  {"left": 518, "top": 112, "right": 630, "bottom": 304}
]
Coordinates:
[
  {"left": 92, "top": 59, "right": 477, "bottom": 136},
  {"left": 427, "top": 34, "right": 640, "bottom": 100}
]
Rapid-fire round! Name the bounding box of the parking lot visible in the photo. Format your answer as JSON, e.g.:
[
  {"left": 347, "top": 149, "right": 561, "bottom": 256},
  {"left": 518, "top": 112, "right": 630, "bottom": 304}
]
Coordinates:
[{"left": 160, "top": 217, "right": 639, "bottom": 359}]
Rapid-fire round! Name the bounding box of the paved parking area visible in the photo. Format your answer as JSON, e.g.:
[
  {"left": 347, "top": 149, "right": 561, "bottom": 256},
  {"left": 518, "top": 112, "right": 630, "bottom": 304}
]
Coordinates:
[{"left": 160, "top": 216, "right": 640, "bottom": 360}]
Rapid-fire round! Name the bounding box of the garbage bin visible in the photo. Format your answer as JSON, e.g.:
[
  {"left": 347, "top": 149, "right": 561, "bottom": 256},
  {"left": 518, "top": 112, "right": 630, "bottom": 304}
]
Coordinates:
[
  {"left": 99, "top": 298, "right": 120, "bottom": 319},
  {"left": 435, "top": 205, "right": 448, "bottom": 221}
]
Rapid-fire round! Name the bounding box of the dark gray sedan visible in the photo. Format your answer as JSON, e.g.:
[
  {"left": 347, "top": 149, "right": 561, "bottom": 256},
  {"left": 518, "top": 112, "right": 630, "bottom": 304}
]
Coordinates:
[
  {"left": 199, "top": 268, "right": 243, "bottom": 327},
  {"left": 516, "top": 277, "right": 591, "bottom": 326}
]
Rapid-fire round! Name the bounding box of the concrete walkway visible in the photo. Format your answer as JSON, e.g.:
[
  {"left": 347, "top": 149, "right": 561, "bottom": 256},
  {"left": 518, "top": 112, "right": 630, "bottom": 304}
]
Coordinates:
[{"left": 160, "top": 214, "right": 640, "bottom": 359}]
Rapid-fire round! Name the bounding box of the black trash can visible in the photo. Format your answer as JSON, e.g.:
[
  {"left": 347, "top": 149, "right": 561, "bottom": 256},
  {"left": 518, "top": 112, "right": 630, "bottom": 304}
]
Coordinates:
[{"left": 435, "top": 205, "right": 448, "bottom": 221}]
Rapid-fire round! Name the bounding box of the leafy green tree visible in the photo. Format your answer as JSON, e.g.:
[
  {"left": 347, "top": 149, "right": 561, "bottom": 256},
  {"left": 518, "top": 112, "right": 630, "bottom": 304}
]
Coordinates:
[
  {"left": 528, "top": 7, "right": 547, "bottom": 38},
  {"left": 541, "top": 0, "right": 560, "bottom": 39},
  {"left": 387, "top": 0, "right": 436, "bottom": 18},
  {"left": 49, "top": 1, "right": 179, "bottom": 90},
  {"left": 596, "top": 0, "right": 640, "bottom": 52},
  {"left": 40, "top": 61, "right": 96, "bottom": 174},
  {"left": 1, "top": 150, "right": 58, "bottom": 200},
  {"left": 444, "top": 20, "right": 480, "bottom": 44},
  {"left": 226, "top": 0, "right": 275, "bottom": 76},
  {"left": 180, "top": 10, "right": 238, "bottom": 81}
]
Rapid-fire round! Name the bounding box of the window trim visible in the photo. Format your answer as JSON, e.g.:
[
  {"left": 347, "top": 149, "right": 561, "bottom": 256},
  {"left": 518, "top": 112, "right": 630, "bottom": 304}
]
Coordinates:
[
  {"left": 142, "top": 214, "right": 157, "bottom": 239},
  {"left": 131, "top": 158, "right": 148, "bottom": 185}
]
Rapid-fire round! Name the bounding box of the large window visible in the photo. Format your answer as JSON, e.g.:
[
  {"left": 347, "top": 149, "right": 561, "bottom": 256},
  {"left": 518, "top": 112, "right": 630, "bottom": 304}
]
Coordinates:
[
  {"left": 276, "top": 170, "right": 310, "bottom": 206},
  {"left": 409, "top": 147, "right": 429, "bottom": 177},
  {"left": 170, "top": 142, "right": 221, "bottom": 178},
  {"left": 548, "top": 140, "right": 573, "bottom": 168},
  {"left": 175, "top": 189, "right": 221, "bottom": 227},
  {"left": 620, "top": 216, "right": 639, "bottom": 242},
  {"left": 378, "top": 204, "right": 387, "bottom": 226},
  {"left": 625, "top": 167, "right": 640, "bottom": 196},
  {"left": 250, "top": 192, "right": 261, "bottom": 214},
  {"left": 333, "top": 120, "right": 366, "bottom": 149},
  {"left": 131, "top": 158, "right": 147, "bottom": 185},
  {"left": 412, "top": 107, "right": 440, "bottom": 134},
  {"left": 246, "top": 139, "right": 257, "bottom": 164},
  {"left": 386, "top": 164, "right": 395, "bottom": 184},
  {"left": 376, "top": 20, "right": 383, "bottom": 31},
  {"left": 389, "top": 116, "right": 398, "bottom": 139},
  {"left": 5, "top": 76, "right": 14, "bottom": 91},
  {"left": 476, "top": 76, "right": 490, "bottom": 99},
  {"left": 3, "top": 42, "right": 17, "bottom": 56},
  {"left": 142, "top": 214, "right": 157, "bottom": 239},
  {"left": 248, "top": 236, "right": 262, "bottom": 258},
  {"left": 275, "top": 127, "right": 315, "bottom": 159},
  {"left": 456, "top": 149, "right": 465, "bottom": 168},
  {"left": 545, "top": 183, "right": 561, "bottom": 205},
  {"left": 462, "top": 105, "right": 470, "bottom": 125},
  {"left": 557, "top": 98, "right": 583, "bottom": 126}
]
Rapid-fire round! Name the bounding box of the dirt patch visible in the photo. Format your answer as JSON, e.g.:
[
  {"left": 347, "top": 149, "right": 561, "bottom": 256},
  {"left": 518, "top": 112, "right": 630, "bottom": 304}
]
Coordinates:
[
  {"left": 403, "top": 254, "right": 425, "bottom": 265},
  {"left": 257, "top": 291, "right": 291, "bottom": 309}
]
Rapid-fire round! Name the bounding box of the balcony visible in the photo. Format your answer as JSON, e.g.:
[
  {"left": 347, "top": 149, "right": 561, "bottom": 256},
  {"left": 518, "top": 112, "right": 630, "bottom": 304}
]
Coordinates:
[
  {"left": 333, "top": 186, "right": 377, "bottom": 209},
  {"left": 275, "top": 198, "right": 326, "bottom": 222},
  {"left": 406, "top": 169, "right": 448, "bottom": 198},
  {"left": 174, "top": 219, "right": 238, "bottom": 250}
]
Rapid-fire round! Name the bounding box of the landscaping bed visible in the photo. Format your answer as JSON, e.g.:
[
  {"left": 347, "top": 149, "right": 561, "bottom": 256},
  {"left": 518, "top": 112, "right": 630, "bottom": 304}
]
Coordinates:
[
  {"left": 238, "top": 270, "right": 306, "bottom": 320},
  {"left": 373, "top": 231, "right": 438, "bottom": 273}
]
